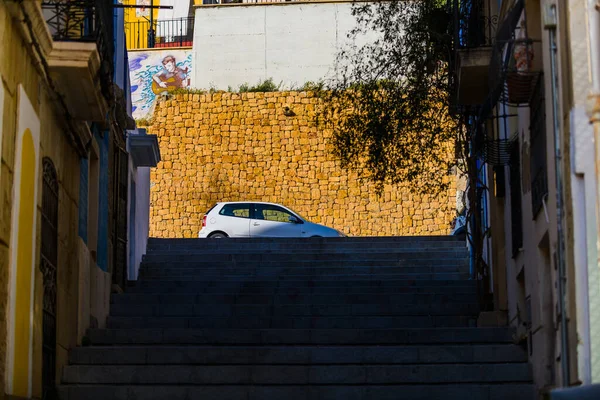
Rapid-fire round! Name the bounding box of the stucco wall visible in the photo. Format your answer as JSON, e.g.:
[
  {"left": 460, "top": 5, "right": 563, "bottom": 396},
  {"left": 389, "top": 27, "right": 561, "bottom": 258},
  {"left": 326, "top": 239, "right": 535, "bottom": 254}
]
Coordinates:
[
  {"left": 128, "top": 164, "right": 152, "bottom": 281},
  {"left": 0, "top": 3, "right": 94, "bottom": 397},
  {"left": 147, "top": 92, "right": 457, "bottom": 238},
  {"left": 192, "top": 1, "right": 377, "bottom": 90}
]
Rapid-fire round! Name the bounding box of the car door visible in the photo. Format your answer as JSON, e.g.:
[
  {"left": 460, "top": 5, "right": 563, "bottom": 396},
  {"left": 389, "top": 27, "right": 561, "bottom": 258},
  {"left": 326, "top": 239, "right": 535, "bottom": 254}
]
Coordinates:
[
  {"left": 217, "top": 203, "right": 251, "bottom": 237},
  {"left": 250, "top": 204, "right": 303, "bottom": 237}
]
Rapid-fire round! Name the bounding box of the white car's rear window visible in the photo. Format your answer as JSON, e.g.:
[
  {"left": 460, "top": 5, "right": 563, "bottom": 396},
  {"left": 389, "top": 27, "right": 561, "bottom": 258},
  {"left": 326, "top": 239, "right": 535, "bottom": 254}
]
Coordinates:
[{"left": 218, "top": 203, "right": 251, "bottom": 218}]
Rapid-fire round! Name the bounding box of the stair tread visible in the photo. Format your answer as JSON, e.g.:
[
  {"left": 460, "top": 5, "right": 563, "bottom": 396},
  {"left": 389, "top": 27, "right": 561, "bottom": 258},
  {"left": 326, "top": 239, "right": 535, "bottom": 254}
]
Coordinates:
[
  {"left": 58, "top": 383, "right": 535, "bottom": 400},
  {"left": 62, "top": 237, "right": 530, "bottom": 399}
]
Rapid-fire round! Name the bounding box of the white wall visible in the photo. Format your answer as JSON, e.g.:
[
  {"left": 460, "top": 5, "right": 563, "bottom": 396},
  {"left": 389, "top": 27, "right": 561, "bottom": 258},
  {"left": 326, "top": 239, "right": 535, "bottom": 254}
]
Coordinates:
[
  {"left": 192, "top": 2, "right": 376, "bottom": 89},
  {"left": 127, "top": 164, "right": 152, "bottom": 281},
  {"left": 157, "top": 0, "right": 192, "bottom": 20}
]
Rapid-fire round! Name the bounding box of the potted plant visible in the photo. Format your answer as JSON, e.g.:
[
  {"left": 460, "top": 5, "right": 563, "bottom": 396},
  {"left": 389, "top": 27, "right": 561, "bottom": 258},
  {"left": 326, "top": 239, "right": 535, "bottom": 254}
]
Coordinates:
[{"left": 506, "top": 20, "right": 535, "bottom": 104}]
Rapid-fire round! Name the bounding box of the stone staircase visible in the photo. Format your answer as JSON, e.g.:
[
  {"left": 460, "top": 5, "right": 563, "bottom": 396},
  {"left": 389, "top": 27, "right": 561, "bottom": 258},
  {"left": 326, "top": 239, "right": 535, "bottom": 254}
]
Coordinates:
[{"left": 59, "top": 236, "right": 534, "bottom": 400}]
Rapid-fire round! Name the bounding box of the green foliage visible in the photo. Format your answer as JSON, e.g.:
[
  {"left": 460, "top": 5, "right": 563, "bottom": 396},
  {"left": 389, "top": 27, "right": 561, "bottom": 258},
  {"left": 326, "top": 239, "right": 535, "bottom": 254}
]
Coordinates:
[
  {"left": 238, "top": 78, "right": 281, "bottom": 93},
  {"left": 169, "top": 87, "right": 206, "bottom": 96},
  {"left": 319, "top": 0, "right": 457, "bottom": 195},
  {"left": 298, "top": 81, "right": 326, "bottom": 92},
  {"left": 135, "top": 117, "right": 153, "bottom": 127}
]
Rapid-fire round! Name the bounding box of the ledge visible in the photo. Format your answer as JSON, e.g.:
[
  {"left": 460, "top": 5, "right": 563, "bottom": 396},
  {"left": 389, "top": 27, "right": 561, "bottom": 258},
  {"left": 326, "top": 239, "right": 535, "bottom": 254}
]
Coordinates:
[
  {"left": 46, "top": 41, "right": 108, "bottom": 122},
  {"left": 456, "top": 47, "right": 493, "bottom": 106},
  {"left": 128, "top": 130, "right": 161, "bottom": 167}
]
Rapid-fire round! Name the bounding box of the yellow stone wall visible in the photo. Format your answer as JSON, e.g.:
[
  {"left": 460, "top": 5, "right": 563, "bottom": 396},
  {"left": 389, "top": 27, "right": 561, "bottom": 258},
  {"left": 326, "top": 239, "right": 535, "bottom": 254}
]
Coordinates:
[{"left": 148, "top": 92, "right": 457, "bottom": 238}]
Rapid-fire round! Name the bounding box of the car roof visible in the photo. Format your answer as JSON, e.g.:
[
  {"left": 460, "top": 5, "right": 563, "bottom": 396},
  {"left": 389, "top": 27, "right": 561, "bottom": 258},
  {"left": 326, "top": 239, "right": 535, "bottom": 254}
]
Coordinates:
[{"left": 218, "top": 201, "right": 284, "bottom": 206}]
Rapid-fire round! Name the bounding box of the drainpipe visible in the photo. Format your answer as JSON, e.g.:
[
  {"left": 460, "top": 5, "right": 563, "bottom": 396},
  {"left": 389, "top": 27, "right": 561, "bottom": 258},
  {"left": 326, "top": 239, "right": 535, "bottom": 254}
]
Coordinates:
[{"left": 544, "top": 3, "right": 570, "bottom": 386}]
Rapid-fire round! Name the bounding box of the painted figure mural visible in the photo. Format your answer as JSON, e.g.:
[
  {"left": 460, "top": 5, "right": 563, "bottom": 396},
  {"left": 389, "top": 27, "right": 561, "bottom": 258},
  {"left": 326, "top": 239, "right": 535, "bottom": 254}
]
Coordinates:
[
  {"left": 152, "top": 55, "right": 190, "bottom": 94},
  {"left": 129, "top": 49, "right": 193, "bottom": 120}
]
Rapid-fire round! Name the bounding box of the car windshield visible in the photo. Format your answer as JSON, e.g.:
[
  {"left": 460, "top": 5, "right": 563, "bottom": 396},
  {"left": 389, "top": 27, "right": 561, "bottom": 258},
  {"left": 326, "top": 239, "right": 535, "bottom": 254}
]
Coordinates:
[{"left": 284, "top": 206, "right": 307, "bottom": 221}]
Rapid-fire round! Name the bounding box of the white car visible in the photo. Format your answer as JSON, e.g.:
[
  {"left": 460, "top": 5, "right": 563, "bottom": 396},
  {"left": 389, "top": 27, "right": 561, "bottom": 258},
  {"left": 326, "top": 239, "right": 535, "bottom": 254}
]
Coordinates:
[{"left": 198, "top": 202, "right": 346, "bottom": 238}]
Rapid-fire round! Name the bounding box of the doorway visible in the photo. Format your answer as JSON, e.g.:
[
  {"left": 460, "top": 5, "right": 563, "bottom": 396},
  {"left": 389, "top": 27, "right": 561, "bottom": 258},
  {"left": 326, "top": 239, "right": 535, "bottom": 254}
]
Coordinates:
[{"left": 40, "top": 158, "right": 59, "bottom": 400}]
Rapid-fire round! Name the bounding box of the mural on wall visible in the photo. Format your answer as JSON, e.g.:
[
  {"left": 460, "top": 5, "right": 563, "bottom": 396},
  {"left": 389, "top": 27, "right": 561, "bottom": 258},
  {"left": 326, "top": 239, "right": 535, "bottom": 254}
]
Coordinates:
[
  {"left": 136, "top": 0, "right": 150, "bottom": 18},
  {"left": 129, "top": 49, "right": 192, "bottom": 120}
]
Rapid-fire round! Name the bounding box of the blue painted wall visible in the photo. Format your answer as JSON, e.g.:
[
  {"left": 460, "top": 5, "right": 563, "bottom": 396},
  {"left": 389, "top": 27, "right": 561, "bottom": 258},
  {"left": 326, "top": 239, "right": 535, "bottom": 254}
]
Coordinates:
[
  {"left": 96, "top": 130, "right": 110, "bottom": 272},
  {"left": 78, "top": 157, "right": 89, "bottom": 243}
]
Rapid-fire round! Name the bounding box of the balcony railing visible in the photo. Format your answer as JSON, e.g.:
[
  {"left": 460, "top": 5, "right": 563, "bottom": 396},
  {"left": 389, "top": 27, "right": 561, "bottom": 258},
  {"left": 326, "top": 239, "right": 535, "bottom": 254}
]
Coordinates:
[
  {"left": 453, "top": 0, "right": 498, "bottom": 49},
  {"left": 125, "top": 17, "right": 195, "bottom": 50},
  {"left": 42, "top": 0, "right": 114, "bottom": 99}
]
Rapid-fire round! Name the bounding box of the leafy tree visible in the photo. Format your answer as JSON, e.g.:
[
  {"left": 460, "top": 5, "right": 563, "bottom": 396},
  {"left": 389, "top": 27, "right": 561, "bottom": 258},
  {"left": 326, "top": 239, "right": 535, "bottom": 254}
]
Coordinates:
[
  {"left": 318, "top": 0, "right": 457, "bottom": 194},
  {"left": 319, "top": 1, "right": 493, "bottom": 307}
]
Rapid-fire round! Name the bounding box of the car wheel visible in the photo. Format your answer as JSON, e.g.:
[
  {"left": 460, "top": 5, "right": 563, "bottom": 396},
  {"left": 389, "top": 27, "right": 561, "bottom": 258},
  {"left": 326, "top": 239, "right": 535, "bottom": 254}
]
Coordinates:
[{"left": 208, "top": 232, "right": 228, "bottom": 238}]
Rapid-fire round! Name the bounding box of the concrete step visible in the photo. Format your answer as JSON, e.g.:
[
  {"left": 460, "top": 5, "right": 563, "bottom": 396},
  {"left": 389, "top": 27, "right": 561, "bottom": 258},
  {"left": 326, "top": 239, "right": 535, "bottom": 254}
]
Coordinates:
[
  {"left": 142, "top": 251, "right": 468, "bottom": 263},
  {"left": 132, "top": 277, "right": 476, "bottom": 287},
  {"left": 87, "top": 327, "right": 513, "bottom": 345},
  {"left": 146, "top": 242, "right": 467, "bottom": 255},
  {"left": 130, "top": 278, "right": 477, "bottom": 291},
  {"left": 108, "top": 302, "right": 480, "bottom": 317},
  {"left": 136, "top": 272, "right": 471, "bottom": 281},
  {"left": 111, "top": 292, "right": 478, "bottom": 305},
  {"left": 106, "top": 315, "right": 477, "bottom": 329},
  {"left": 58, "top": 383, "right": 535, "bottom": 400},
  {"left": 147, "top": 236, "right": 464, "bottom": 245},
  {"left": 148, "top": 235, "right": 464, "bottom": 245},
  {"left": 126, "top": 284, "right": 478, "bottom": 295},
  {"left": 146, "top": 248, "right": 469, "bottom": 257},
  {"left": 140, "top": 259, "right": 468, "bottom": 269},
  {"left": 69, "top": 344, "right": 528, "bottom": 365},
  {"left": 62, "top": 363, "right": 532, "bottom": 385},
  {"left": 138, "top": 265, "right": 469, "bottom": 278}
]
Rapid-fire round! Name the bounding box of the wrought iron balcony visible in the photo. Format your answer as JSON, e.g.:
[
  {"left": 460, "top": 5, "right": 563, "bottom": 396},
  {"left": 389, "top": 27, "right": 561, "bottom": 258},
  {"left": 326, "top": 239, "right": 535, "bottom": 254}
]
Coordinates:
[
  {"left": 454, "top": 0, "right": 497, "bottom": 49},
  {"left": 125, "top": 17, "right": 195, "bottom": 50},
  {"left": 41, "top": 0, "right": 113, "bottom": 122},
  {"left": 449, "top": 0, "right": 498, "bottom": 107},
  {"left": 42, "top": 0, "right": 113, "bottom": 71}
]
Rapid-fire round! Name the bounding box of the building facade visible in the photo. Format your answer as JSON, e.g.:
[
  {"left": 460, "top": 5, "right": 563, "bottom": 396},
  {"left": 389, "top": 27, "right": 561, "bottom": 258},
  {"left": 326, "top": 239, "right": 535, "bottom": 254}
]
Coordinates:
[
  {"left": 0, "top": 1, "right": 158, "bottom": 399},
  {"left": 451, "top": 0, "right": 600, "bottom": 394}
]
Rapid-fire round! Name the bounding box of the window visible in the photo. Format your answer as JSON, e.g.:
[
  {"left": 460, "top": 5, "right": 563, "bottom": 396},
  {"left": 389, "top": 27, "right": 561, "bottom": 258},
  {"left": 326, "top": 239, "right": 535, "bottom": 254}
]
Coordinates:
[
  {"left": 509, "top": 139, "right": 523, "bottom": 257},
  {"left": 254, "top": 204, "right": 297, "bottom": 223},
  {"left": 529, "top": 76, "right": 548, "bottom": 218},
  {"left": 219, "top": 203, "right": 250, "bottom": 218}
]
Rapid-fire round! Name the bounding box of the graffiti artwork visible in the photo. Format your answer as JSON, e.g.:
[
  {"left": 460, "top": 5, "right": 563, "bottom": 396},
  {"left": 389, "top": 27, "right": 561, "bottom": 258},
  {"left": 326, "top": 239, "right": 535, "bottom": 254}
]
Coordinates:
[
  {"left": 129, "top": 50, "right": 193, "bottom": 120},
  {"left": 136, "top": 0, "right": 150, "bottom": 18}
]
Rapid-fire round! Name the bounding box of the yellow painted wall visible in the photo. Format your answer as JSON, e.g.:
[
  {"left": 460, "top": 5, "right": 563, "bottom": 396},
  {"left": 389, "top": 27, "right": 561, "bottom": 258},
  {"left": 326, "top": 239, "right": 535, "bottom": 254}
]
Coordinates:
[
  {"left": 123, "top": 0, "right": 162, "bottom": 49},
  {"left": 0, "top": 3, "right": 84, "bottom": 398},
  {"left": 123, "top": 0, "right": 161, "bottom": 26},
  {"left": 147, "top": 92, "right": 457, "bottom": 238},
  {"left": 10, "top": 128, "right": 38, "bottom": 397}
]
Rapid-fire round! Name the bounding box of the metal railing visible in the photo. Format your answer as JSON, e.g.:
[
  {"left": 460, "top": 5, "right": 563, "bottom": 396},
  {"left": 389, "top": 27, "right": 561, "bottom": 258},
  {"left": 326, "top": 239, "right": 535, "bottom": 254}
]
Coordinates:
[
  {"left": 42, "top": 0, "right": 114, "bottom": 99},
  {"left": 125, "top": 17, "right": 195, "bottom": 50},
  {"left": 453, "top": 0, "right": 498, "bottom": 49}
]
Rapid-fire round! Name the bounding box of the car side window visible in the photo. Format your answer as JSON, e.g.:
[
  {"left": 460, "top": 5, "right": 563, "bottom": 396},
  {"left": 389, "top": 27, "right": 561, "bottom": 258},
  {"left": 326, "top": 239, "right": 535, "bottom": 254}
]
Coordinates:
[
  {"left": 219, "top": 203, "right": 250, "bottom": 218},
  {"left": 255, "top": 205, "right": 296, "bottom": 223}
]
